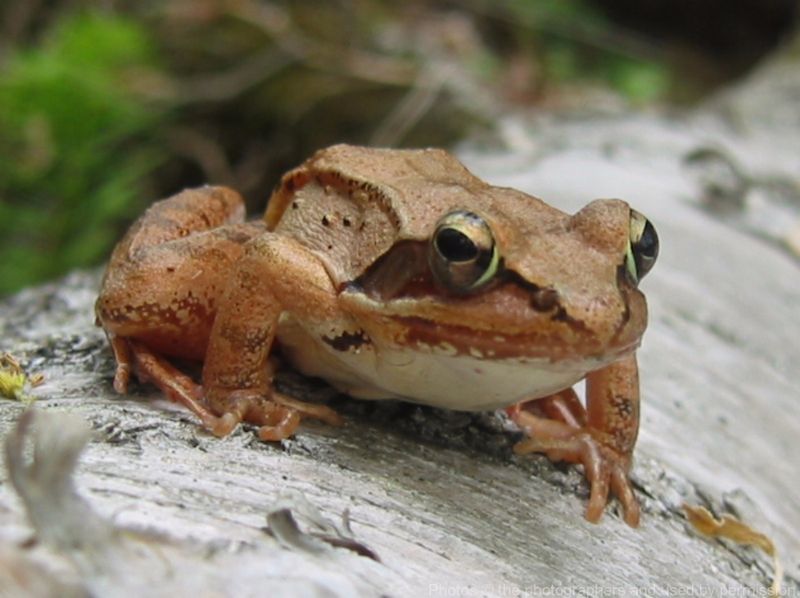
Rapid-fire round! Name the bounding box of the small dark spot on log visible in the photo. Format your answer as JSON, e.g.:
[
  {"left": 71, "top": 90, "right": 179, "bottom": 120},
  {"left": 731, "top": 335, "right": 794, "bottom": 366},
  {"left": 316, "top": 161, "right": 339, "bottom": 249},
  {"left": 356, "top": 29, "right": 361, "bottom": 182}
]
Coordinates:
[{"left": 322, "top": 215, "right": 331, "bottom": 226}]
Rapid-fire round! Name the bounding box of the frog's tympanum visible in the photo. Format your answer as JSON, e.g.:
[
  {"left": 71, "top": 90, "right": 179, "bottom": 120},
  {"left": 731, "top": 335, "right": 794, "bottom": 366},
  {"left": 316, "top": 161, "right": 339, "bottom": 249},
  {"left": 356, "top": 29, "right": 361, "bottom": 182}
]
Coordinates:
[{"left": 96, "top": 145, "right": 658, "bottom": 526}]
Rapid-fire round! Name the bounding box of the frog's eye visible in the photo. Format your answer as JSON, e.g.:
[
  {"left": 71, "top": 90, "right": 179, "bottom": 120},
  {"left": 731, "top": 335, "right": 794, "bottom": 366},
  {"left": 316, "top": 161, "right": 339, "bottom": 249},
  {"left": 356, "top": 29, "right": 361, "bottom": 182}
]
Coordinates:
[
  {"left": 625, "top": 209, "right": 659, "bottom": 285},
  {"left": 429, "top": 210, "right": 501, "bottom": 294}
]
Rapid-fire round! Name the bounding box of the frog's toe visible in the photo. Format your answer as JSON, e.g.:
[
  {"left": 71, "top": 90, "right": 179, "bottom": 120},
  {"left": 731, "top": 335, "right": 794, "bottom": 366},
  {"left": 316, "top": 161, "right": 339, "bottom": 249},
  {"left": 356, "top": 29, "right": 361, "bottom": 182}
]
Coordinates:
[
  {"left": 108, "top": 335, "right": 133, "bottom": 393},
  {"left": 253, "top": 395, "right": 341, "bottom": 441},
  {"left": 271, "top": 392, "right": 344, "bottom": 427},
  {"left": 565, "top": 433, "right": 640, "bottom": 527},
  {"left": 583, "top": 446, "right": 640, "bottom": 526},
  {"left": 611, "top": 464, "right": 640, "bottom": 527},
  {"left": 256, "top": 393, "right": 343, "bottom": 440},
  {"left": 209, "top": 411, "right": 241, "bottom": 438},
  {"left": 584, "top": 447, "right": 611, "bottom": 524},
  {"left": 257, "top": 408, "right": 301, "bottom": 442},
  {"left": 207, "top": 390, "right": 343, "bottom": 441},
  {"left": 113, "top": 363, "right": 131, "bottom": 394},
  {"left": 511, "top": 415, "right": 640, "bottom": 526}
]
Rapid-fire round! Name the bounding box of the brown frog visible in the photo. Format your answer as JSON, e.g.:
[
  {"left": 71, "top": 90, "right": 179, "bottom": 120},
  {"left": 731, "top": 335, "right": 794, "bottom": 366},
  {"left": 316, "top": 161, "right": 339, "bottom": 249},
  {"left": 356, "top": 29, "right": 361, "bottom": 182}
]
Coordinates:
[{"left": 96, "top": 144, "right": 658, "bottom": 526}]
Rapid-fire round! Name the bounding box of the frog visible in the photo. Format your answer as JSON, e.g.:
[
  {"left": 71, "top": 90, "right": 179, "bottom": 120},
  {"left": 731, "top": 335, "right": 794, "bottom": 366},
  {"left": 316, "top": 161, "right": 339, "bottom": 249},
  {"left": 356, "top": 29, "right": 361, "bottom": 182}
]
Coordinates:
[{"left": 96, "top": 144, "right": 658, "bottom": 527}]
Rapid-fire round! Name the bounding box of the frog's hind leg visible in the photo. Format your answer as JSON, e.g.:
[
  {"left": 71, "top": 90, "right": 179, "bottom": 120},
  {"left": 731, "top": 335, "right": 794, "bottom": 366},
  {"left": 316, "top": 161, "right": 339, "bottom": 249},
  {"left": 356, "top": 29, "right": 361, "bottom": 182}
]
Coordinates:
[
  {"left": 508, "top": 388, "right": 587, "bottom": 429},
  {"left": 112, "top": 336, "right": 333, "bottom": 440},
  {"left": 96, "top": 186, "right": 266, "bottom": 364},
  {"left": 507, "top": 389, "right": 591, "bottom": 466},
  {"left": 127, "top": 339, "right": 239, "bottom": 436},
  {"left": 108, "top": 330, "right": 341, "bottom": 442}
]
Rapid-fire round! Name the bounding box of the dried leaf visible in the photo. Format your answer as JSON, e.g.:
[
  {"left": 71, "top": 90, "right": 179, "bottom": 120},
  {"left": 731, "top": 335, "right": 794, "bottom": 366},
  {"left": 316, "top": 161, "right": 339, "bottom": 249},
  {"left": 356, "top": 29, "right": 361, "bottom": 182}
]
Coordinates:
[
  {"left": 266, "top": 490, "right": 380, "bottom": 562},
  {"left": 683, "top": 504, "right": 782, "bottom": 596}
]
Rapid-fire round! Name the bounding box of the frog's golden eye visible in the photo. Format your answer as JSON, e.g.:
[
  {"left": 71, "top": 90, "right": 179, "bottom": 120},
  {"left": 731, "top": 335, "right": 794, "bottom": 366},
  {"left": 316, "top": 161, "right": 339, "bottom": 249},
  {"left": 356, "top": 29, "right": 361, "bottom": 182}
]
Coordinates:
[
  {"left": 429, "top": 210, "right": 501, "bottom": 294},
  {"left": 625, "top": 209, "right": 659, "bottom": 285}
]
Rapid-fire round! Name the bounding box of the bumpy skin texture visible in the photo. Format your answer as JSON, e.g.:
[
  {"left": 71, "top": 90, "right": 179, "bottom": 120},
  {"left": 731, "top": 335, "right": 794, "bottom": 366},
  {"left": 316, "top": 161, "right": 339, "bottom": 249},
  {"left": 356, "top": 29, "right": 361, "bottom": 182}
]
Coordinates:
[{"left": 96, "top": 145, "right": 653, "bottom": 526}]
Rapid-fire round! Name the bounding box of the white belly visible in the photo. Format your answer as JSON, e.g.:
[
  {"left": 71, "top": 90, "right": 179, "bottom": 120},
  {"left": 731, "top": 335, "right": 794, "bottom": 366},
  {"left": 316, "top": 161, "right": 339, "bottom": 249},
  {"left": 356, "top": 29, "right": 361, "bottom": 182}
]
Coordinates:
[{"left": 276, "top": 317, "right": 601, "bottom": 411}]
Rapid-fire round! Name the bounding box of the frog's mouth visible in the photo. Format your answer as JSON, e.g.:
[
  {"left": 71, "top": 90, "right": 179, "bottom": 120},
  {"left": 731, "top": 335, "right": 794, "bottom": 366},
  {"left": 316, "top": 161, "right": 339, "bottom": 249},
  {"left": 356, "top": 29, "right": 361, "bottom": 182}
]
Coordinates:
[
  {"left": 390, "top": 314, "right": 641, "bottom": 363},
  {"left": 342, "top": 242, "right": 645, "bottom": 362}
]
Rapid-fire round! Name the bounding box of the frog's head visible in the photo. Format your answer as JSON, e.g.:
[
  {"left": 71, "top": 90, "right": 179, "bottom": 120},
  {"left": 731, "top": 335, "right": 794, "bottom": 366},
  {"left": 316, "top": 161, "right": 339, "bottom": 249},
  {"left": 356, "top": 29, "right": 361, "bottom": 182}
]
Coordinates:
[
  {"left": 345, "top": 186, "right": 658, "bottom": 365},
  {"left": 274, "top": 144, "right": 658, "bottom": 366}
]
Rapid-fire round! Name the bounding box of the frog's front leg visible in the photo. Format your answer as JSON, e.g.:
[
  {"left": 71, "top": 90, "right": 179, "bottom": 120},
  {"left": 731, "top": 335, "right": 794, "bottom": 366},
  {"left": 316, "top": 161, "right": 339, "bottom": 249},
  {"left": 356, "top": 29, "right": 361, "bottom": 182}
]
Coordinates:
[
  {"left": 202, "top": 234, "right": 343, "bottom": 441},
  {"left": 508, "top": 354, "right": 641, "bottom": 527}
]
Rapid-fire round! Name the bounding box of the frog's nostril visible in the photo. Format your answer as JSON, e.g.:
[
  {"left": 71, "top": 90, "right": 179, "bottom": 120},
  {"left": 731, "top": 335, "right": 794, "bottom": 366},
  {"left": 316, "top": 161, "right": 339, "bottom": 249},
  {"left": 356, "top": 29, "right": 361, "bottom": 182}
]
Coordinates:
[{"left": 530, "top": 288, "right": 559, "bottom": 312}]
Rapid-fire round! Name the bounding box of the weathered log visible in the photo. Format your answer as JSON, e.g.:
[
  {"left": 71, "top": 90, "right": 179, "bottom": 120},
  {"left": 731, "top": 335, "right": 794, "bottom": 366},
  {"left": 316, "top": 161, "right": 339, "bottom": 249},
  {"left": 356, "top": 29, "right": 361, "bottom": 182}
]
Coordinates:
[{"left": 1, "top": 38, "right": 798, "bottom": 597}]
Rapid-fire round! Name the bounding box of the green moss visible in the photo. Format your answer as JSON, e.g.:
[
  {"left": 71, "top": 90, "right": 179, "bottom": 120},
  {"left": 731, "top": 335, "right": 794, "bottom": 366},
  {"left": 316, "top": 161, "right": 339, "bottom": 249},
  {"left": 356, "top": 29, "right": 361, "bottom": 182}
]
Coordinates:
[
  {"left": 608, "top": 59, "right": 670, "bottom": 103},
  {"left": 0, "top": 11, "right": 166, "bottom": 294}
]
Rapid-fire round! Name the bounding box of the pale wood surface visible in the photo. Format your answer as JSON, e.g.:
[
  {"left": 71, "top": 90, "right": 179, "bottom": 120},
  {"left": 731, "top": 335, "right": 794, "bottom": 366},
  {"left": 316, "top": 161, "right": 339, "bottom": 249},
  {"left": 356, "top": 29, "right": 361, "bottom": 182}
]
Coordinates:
[{"left": 1, "top": 42, "right": 799, "bottom": 597}]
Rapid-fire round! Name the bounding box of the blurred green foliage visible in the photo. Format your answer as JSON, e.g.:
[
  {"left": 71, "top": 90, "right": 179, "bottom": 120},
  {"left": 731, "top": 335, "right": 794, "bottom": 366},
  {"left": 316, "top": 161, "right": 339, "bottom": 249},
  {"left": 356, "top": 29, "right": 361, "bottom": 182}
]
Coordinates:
[
  {"left": 0, "top": 11, "right": 165, "bottom": 295},
  {"left": 0, "top": 0, "right": 724, "bottom": 296},
  {"left": 541, "top": 39, "right": 669, "bottom": 101},
  {"left": 503, "top": 0, "right": 669, "bottom": 100}
]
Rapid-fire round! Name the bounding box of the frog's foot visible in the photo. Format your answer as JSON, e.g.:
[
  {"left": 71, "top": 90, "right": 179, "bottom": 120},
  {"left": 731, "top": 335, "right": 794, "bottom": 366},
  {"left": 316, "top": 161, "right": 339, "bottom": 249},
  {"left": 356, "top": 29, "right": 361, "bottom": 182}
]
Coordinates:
[
  {"left": 508, "top": 401, "right": 640, "bottom": 527},
  {"left": 125, "top": 340, "right": 232, "bottom": 434},
  {"left": 206, "top": 389, "right": 344, "bottom": 442}
]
